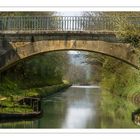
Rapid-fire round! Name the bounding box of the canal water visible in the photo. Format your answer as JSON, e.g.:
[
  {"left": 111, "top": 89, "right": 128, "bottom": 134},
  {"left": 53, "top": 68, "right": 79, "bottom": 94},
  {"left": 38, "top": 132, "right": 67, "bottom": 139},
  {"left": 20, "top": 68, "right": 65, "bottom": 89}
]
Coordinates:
[{"left": 0, "top": 86, "right": 139, "bottom": 128}]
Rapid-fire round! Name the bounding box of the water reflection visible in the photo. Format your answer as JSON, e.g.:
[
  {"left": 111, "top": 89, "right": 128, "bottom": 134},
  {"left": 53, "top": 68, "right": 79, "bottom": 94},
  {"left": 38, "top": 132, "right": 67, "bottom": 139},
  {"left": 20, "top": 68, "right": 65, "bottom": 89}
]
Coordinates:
[
  {"left": 62, "top": 88, "right": 98, "bottom": 128},
  {"left": 100, "top": 93, "right": 139, "bottom": 128},
  {"left": 0, "top": 87, "right": 139, "bottom": 128}
]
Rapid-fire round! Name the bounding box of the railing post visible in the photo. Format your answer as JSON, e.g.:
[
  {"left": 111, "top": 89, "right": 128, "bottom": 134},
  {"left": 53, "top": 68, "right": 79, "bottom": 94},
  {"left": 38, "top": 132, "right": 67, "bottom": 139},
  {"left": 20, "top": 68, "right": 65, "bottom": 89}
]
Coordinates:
[{"left": 0, "top": 16, "right": 139, "bottom": 32}]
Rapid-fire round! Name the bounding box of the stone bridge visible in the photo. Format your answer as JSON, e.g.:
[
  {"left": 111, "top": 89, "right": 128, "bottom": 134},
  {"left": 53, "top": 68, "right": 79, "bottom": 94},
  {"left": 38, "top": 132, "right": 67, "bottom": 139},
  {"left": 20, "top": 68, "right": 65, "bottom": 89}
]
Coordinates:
[{"left": 0, "top": 16, "right": 139, "bottom": 72}]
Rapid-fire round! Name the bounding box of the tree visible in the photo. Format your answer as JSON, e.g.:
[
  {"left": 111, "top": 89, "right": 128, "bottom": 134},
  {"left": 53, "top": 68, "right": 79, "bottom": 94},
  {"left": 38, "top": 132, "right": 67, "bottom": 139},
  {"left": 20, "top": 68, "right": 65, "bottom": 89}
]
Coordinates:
[{"left": 82, "top": 12, "right": 140, "bottom": 96}]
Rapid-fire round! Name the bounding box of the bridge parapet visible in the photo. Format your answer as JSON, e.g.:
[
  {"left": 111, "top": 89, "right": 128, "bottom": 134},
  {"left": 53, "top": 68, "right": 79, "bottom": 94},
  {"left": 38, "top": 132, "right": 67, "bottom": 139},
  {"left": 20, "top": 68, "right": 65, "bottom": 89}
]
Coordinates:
[{"left": 0, "top": 16, "right": 139, "bottom": 31}]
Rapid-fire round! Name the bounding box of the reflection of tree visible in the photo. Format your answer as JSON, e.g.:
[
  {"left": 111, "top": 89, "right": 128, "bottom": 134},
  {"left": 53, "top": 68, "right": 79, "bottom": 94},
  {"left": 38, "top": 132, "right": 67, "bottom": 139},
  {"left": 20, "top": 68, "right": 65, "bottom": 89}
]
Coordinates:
[
  {"left": 34, "top": 96, "right": 68, "bottom": 128},
  {"left": 100, "top": 92, "right": 139, "bottom": 128}
]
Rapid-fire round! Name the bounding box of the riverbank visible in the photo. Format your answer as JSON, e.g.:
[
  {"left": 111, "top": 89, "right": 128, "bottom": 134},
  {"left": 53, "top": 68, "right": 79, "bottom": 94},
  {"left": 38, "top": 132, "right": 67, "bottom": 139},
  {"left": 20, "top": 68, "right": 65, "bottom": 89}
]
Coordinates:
[
  {"left": 0, "top": 82, "right": 71, "bottom": 120},
  {"left": 29, "top": 82, "right": 72, "bottom": 98}
]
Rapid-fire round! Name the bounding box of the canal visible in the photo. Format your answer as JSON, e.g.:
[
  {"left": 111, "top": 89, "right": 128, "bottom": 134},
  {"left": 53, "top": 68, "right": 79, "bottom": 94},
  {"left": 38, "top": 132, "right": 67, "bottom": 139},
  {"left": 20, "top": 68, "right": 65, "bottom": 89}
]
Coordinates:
[{"left": 0, "top": 86, "right": 139, "bottom": 128}]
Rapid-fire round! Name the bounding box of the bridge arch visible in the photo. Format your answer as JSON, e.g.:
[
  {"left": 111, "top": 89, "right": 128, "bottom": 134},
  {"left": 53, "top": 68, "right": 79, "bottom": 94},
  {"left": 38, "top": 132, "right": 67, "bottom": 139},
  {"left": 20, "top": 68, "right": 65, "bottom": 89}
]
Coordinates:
[{"left": 0, "top": 32, "right": 139, "bottom": 73}]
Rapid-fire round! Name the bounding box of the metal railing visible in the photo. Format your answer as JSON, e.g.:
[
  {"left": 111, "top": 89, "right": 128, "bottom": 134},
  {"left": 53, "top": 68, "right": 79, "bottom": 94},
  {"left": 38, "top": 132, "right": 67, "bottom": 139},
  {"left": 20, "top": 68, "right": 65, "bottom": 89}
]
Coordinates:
[{"left": 0, "top": 16, "right": 139, "bottom": 31}]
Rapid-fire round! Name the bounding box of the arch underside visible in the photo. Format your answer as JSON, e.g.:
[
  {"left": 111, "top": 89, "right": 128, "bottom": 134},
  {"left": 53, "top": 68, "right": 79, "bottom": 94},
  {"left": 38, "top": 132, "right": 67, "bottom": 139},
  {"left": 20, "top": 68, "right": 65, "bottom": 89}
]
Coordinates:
[{"left": 0, "top": 39, "right": 139, "bottom": 73}]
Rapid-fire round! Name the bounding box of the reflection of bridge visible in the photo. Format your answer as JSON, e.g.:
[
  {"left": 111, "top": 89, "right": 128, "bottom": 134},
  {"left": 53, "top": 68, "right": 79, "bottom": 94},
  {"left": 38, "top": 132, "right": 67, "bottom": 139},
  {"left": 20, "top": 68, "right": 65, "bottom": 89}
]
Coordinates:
[{"left": 0, "top": 16, "right": 139, "bottom": 72}]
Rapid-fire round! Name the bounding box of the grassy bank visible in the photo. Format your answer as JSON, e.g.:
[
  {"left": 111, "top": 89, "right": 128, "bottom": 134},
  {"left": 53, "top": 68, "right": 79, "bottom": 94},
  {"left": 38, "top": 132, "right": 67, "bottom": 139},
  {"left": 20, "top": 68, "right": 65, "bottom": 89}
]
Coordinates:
[
  {"left": 100, "top": 91, "right": 139, "bottom": 128},
  {"left": 0, "top": 81, "right": 71, "bottom": 114},
  {"left": 23, "top": 82, "right": 71, "bottom": 98}
]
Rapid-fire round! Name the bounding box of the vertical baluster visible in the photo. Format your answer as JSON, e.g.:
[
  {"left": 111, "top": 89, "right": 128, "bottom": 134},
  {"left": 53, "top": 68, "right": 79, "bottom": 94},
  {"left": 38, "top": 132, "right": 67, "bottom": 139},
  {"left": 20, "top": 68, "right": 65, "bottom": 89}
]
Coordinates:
[
  {"left": 105, "top": 17, "right": 107, "bottom": 31},
  {"left": 58, "top": 16, "right": 60, "bottom": 31},
  {"left": 41, "top": 16, "right": 42, "bottom": 30},
  {"left": 24, "top": 17, "right": 28, "bottom": 31},
  {"left": 68, "top": 16, "right": 70, "bottom": 30},
  {"left": 85, "top": 16, "right": 87, "bottom": 31},
  {"left": 0, "top": 17, "right": 2, "bottom": 30},
  {"left": 66, "top": 16, "right": 67, "bottom": 31},
  {"left": 36, "top": 16, "right": 38, "bottom": 30},
  {"left": 70, "top": 17, "right": 72, "bottom": 31},
  {"left": 52, "top": 16, "right": 53, "bottom": 30},
  {"left": 32, "top": 17, "right": 35, "bottom": 30},
  {"left": 40, "top": 16, "right": 42, "bottom": 30},
  {"left": 1, "top": 17, "right": 3, "bottom": 30},
  {"left": 76, "top": 16, "right": 78, "bottom": 31},
  {"left": 64, "top": 17, "right": 65, "bottom": 31},
  {"left": 23, "top": 17, "right": 26, "bottom": 30},
  {"left": 3, "top": 17, "right": 5, "bottom": 30},
  {"left": 25, "top": 17, "right": 27, "bottom": 30},
  {"left": 21, "top": 16, "right": 23, "bottom": 30},
  {"left": 63, "top": 16, "right": 64, "bottom": 31},
  {"left": 85, "top": 17, "right": 89, "bottom": 30},
  {"left": 67, "top": 16, "right": 68, "bottom": 30},
  {"left": 81, "top": 16, "right": 83, "bottom": 31},
  {"left": 43, "top": 16, "right": 45, "bottom": 30},
  {"left": 56, "top": 16, "right": 58, "bottom": 31},
  {"left": 62, "top": 16, "right": 63, "bottom": 31},
  {"left": 48, "top": 16, "right": 50, "bottom": 30},
  {"left": 60, "top": 17, "right": 62, "bottom": 31},
  {"left": 68, "top": 16, "right": 70, "bottom": 31},
  {"left": 30, "top": 16, "right": 32, "bottom": 30},
  {"left": 10, "top": 17, "right": 12, "bottom": 30},
  {"left": 41, "top": 16, "right": 43, "bottom": 30},
  {"left": 38, "top": 16, "right": 40, "bottom": 31},
  {"left": 51, "top": 16, "right": 53, "bottom": 30},
  {"left": 6, "top": 17, "right": 9, "bottom": 30},
  {"left": 66, "top": 16, "right": 68, "bottom": 31},
  {"left": 80, "top": 16, "right": 82, "bottom": 31},
  {"left": 16, "top": 16, "right": 18, "bottom": 30},
  {"left": 77, "top": 17, "right": 80, "bottom": 30},
  {"left": 28, "top": 16, "right": 30, "bottom": 30},
  {"left": 0, "top": 17, "right": 2, "bottom": 31},
  {"left": 47, "top": 16, "right": 48, "bottom": 30},
  {"left": 19, "top": 16, "right": 20, "bottom": 30},
  {"left": 17, "top": 16, "right": 19, "bottom": 30},
  {"left": 81, "top": 16, "right": 83, "bottom": 30},
  {"left": 4, "top": 16, "right": 6, "bottom": 30},
  {"left": 54, "top": 16, "right": 56, "bottom": 30},
  {"left": 77, "top": 16, "right": 79, "bottom": 30},
  {"left": 24, "top": 16, "right": 26, "bottom": 30},
  {"left": 74, "top": 16, "right": 76, "bottom": 31},
  {"left": 23, "top": 17, "right": 24, "bottom": 30},
  {"left": 35, "top": 17, "right": 37, "bottom": 31},
  {"left": 38, "top": 16, "right": 40, "bottom": 30},
  {"left": 32, "top": 16, "right": 33, "bottom": 30},
  {"left": 97, "top": 17, "right": 100, "bottom": 30},
  {"left": 11, "top": 17, "right": 14, "bottom": 28},
  {"left": 83, "top": 16, "right": 85, "bottom": 30},
  {"left": 72, "top": 16, "right": 74, "bottom": 31},
  {"left": 44, "top": 16, "right": 45, "bottom": 30}
]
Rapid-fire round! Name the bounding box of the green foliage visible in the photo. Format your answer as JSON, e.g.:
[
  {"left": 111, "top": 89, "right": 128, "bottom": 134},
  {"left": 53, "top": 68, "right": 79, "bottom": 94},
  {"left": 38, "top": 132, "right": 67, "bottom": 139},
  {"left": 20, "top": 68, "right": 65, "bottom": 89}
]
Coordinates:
[
  {"left": 83, "top": 11, "right": 140, "bottom": 98},
  {"left": 0, "top": 78, "right": 23, "bottom": 97},
  {"left": 100, "top": 91, "right": 138, "bottom": 128},
  {"left": 3, "top": 51, "right": 69, "bottom": 88},
  {"left": 114, "top": 17, "right": 140, "bottom": 47},
  {"left": 100, "top": 57, "right": 140, "bottom": 96}
]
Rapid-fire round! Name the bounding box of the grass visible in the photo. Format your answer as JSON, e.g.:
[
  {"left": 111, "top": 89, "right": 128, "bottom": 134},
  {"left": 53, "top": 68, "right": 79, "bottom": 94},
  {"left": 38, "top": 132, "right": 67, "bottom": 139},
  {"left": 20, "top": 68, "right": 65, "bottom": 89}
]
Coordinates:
[
  {"left": 100, "top": 91, "right": 139, "bottom": 128},
  {"left": 0, "top": 81, "right": 71, "bottom": 114}
]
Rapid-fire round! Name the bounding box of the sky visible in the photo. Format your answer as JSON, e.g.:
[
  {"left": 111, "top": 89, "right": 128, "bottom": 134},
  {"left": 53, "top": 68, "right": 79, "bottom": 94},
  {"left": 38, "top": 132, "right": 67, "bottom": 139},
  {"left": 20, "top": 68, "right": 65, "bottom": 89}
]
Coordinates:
[{"left": 57, "top": 11, "right": 82, "bottom": 16}]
